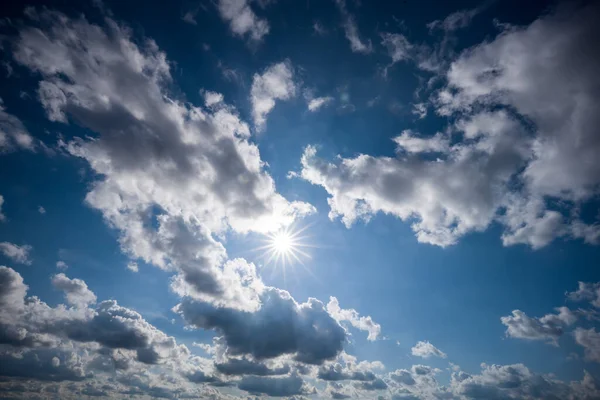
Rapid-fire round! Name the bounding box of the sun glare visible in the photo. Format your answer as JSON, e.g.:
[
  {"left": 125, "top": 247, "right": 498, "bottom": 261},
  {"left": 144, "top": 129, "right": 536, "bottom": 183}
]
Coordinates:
[
  {"left": 272, "top": 231, "right": 293, "bottom": 254},
  {"left": 252, "top": 224, "right": 316, "bottom": 270}
]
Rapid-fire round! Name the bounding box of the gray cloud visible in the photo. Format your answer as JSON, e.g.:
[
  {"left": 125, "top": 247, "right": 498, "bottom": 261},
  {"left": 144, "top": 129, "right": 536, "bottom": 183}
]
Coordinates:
[
  {"left": 175, "top": 287, "right": 347, "bottom": 365},
  {"left": 501, "top": 308, "right": 576, "bottom": 345}
]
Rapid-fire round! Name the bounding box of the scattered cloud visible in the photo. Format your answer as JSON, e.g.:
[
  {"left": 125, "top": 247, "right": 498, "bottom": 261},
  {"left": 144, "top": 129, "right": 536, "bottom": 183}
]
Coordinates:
[
  {"left": 56, "top": 260, "right": 68, "bottom": 270},
  {"left": 298, "top": 3, "right": 600, "bottom": 249},
  {"left": 38, "top": 205, "right": 46, "bottom": 214},
  {"left": 334, "top": 0, "right": 372, "bottom": 54},
  {"left": 0, "top": 98, "right": 35, "bottom": 153},
  {"left": 217, "top": 0, "right": 269, "bottom": 42},
  {"left": 0, "top": 242, "right": 32, "bottom": 265},
  {"left": 326, "top": 297, "right": 381, "bottom": 341},
  {"left": 411, "top": 341, "right": 447, "bottom": 359},
  {"left": 427, "top": 3, "right": 487, "bottom": 32},
  {"left": 126, "top": 261, "right": 138, "bottom": 272},
  {"left": 251, "top": 61, "right": 296, "bottom": 130},
  {"left": 501, "top": 308, "right": 577, "bottom": 345},
  {"left": 307, "top": 96, "right": 333, "bottom": 112}
]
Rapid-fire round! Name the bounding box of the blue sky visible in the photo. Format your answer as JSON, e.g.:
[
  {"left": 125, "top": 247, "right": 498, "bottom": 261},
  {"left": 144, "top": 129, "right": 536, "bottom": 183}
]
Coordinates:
[{"left": 0, "top": 0, "right": 600, "bottom": 398}]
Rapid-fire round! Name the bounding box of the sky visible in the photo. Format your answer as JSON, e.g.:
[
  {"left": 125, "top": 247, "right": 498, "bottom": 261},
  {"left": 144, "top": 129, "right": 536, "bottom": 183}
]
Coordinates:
[{"left": 0, "top": 0, "right": 599, "bottom": 398}]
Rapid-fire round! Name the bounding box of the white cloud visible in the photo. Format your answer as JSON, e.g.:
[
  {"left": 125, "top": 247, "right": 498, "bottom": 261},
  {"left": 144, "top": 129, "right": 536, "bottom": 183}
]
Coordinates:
[
  {"left": 412, "top": 102, "right": 427, "bottom": 119},
  {"left": 326, "top": 297, "right": 381, "bottom": 341},
  {"left": 501, "top": 308, "right": 576, "bottom": 345},
  {"left": 0, "top": 242, "right": 32, "bottom": 265},
  {"left": 393, "top": 130, "right": 448, "bottom": 154},
  {"left": 51, "top": 273, "right": 97, "bottom": 307},
  {"left": 127, "top": 261, "right": 139, "bottom": 272},
  {"left": 217, "top": 0, "right": 269, "bottom": 42},
  {"left": 250, "top": 61, "right": 296, "bottom": 130},
  {"left": 298, "top": 3, "right": 600, "bottom": 249},
  {"left": 298, "top": 110, "right": 526, "bottom": 247},
  {"left": 334, "top": 0, "right": 372, "bottom": 54},
  {"left": 38, "top": 205, "right": 46, "bottom": 214},
  {"left": 13, "top": 9, "right": 313, "bottom": 310},
  {"left": 574, "top": 328, "right": 600, "bottom": 363},
  {"left": 307, "top": 96, "right": 333, "bottom": 112},
  {"left": 411, "top": 341, "right": 446, "bottom": 359}
]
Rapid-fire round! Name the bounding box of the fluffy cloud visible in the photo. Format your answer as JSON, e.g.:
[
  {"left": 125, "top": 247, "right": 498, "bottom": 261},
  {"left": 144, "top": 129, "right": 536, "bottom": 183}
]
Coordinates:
[
  {"left": 175, "top": 287, "right": 347, "bottom": 365},
  {"left": 298, "top": 110, "right": 525, "bottom": 247},
  {"left": 410, "top": 341, "right": 447, "bottom": 359},
  {"left": 568, "top": 282, "right": 600, "bottom": 308},
  {"left": 451, "top": 363, "right": 600, "bottom": 400},
  {"left": 0, "top": 242, "right": 32, "bottom": 265},
  {"left": 217, "top": 0, "right": 269, "bottom": 42},
  {"left": 501, "top": 308, "right": 576, "bottom": 345},
  {"left": 326, "top": 297, "right": 381, "bottom": 341},
  {"left": 13, "top": 8, "right": 313, "bottom": 311},
  {"left": 0, "top": 98, "right": 35, "bottom": 153},
  {"left": 574, "top": 328, "right": 600, "bottom": 363},
  {"left": 250, "top": 61, "right": 296, "bottom": 130},
  {"left": 51, "top": 273, "right": 97, "bottom": 308},
  {"left": 298, "top": 3, "right": 600, "bottom": 249},
  {"left": 334, "top": 0, "right": 372, "bottom": 54},
  {"left": 317, "top": 352, "right": 383, "bottom": 383}
]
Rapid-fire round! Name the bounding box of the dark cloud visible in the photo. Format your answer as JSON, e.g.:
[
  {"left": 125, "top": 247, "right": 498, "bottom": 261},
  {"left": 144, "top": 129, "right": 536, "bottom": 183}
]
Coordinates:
[
  {"left": 216, "top": 358, "right": 290, "bottom": 376},
  {"left": 175, "top": 287, "right": 346, "bottom": 365},
  {"left": 238, "top": 374, "right": 308, "bottom": 397}
]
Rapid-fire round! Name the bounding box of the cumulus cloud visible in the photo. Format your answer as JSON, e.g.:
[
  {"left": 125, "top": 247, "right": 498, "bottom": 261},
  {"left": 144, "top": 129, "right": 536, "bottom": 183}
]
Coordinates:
[
  {"left": 334, "top": 0, "right": 372, "bottom": 54},
  {"left": 317, "top": 352, "right": 383, "bottom": 383},
  {"left": 250, "top": 61, "right": 296, "bottom": 130},
  {"left": 13, "top": 8, "right": 313, "bottom": 311},
  {"left": 326, "top": 297, "right": 381, "bottom": 341},
  {"left": 298, "top": 110, "right": 526, "bottom": 247},
  {"left": 217, "top": 0, "right": 269, "bottom": 42},
  {"left": 0, "top": 242, "right": 32, "bottom": 265},
  {"left": 501, "top": 308, "right": 577, "bottom": 345},
  {"left": 574, "top": 328, "right": 600, "bottom": 363},
  {"left": 52, "top": 273, "right": 97, "bottom": 307},
  {"left": 297, "top": 3, "right": 600, "bottom": 249},
  {"left": 411, "top": 341, "right": 446, "bottom": 359},
  {"left": 175, "top": 287, "right": 347, "bottom": 365}
]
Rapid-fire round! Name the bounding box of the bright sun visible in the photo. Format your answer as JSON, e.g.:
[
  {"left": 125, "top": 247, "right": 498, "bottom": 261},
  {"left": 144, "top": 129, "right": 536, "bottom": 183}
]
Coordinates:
[
  {"left": 272, "top": 232, "right": 293, "bottom": 254},
  {"left": 253, "top": 225, "right": 314, "bottom": 268}
]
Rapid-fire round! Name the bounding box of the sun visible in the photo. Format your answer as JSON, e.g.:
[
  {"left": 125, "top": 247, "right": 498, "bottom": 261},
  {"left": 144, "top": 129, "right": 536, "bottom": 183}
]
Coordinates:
[
  {"left": 252, "top": 225, "right": 315, "bottom": 269},
  {"left": 272, "top": 231, "right": 293, "bottom": 254}
]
